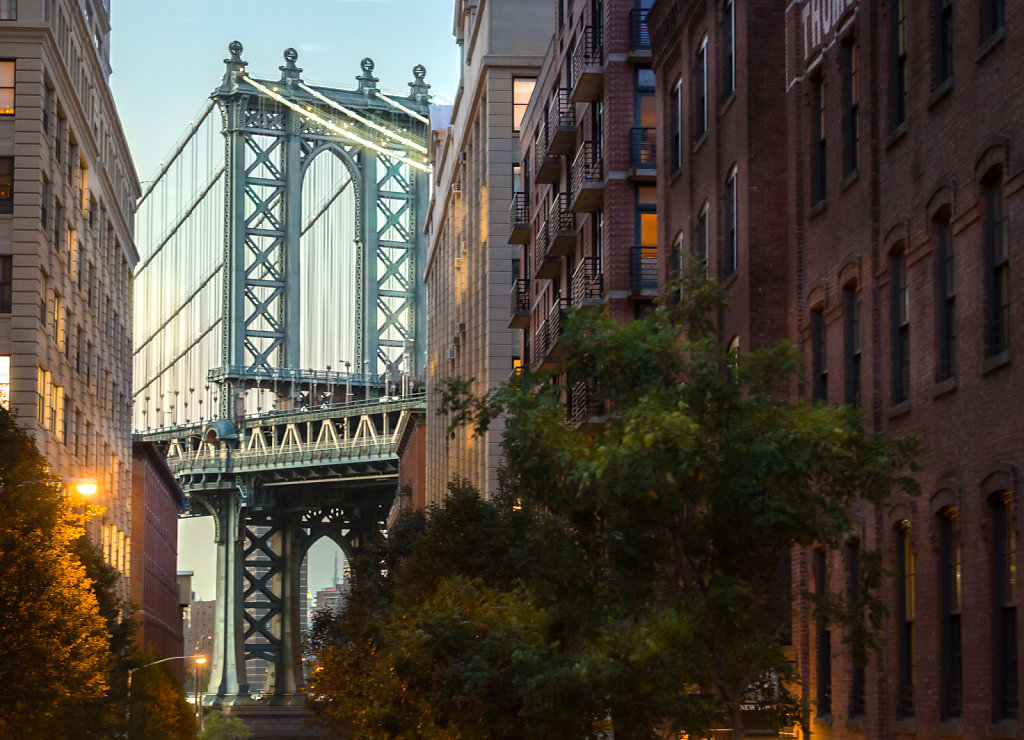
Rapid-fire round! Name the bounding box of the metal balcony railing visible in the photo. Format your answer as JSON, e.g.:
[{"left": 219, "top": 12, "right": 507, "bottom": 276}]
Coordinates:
[
  {"left": 630, "top": 8, "right": 651, "bottom": 51},
  {"left": 549, "top": 88, "right": 575, "bottom": 129},
  {"left": 534, "top": 297, "right": 568, "bottom": 361},
  {"left": 510, "top": 191, "right": 529, "bottom": 226},
  {"left": 571, "top": 141, "right": 603, "bottom": 199},
  {"left": 567, "top": 380, "right": 601, "bottom": 426},
  {"left": 510, "top": 278, "right": 530, "bottom": 314},
  {"left": 548, "top": 193, "right": 576, "bottom": 237},
  {"left": 631, "top": 246, "right": 658, "bottom": 292},
  {"left": 630, "top": 127, "right": 657, "bottom": 170},
  {"left": 571, "top": 256, "right": 603, "bottom": 305},
  {"left": 571, "top": 25, "right": 604, "bottom": 86},
  {"left": 531, "top": 222, "right": 548, "bottom": 274}
]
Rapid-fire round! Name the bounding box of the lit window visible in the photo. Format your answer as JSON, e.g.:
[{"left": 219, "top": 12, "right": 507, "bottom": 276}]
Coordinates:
[
  {"left": 636, "top": 186, "right": 657, "bottom": 247},
  {"left": 0, "top": 60, "right": 12, "bottom": 114},
  {"left": 0, "top": 355, "right": 9, "bottom": 409},
  {"left": 512, "top": 77, "right": 536, "bottom": 133}
]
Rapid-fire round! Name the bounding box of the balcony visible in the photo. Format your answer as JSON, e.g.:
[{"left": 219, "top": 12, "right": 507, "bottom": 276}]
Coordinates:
[
  {"left": 629, "top": 127, "right": 657, "bottom": 180},
  {"left": 629, "top": 9, "right": 651, "bottom": 56},
  {"left": 570, "top": 25, "right": 604, "bottom": 102},
  {"left": 567, "top": 380, "right": 604, "bottom": 427},
  {"left": 509, "top": 192, "right": 530, "bottom": 244},
  {"left": 571, "top": 256, "right": 603, "bottom": 308},
  {"left": 546, "top": 89, "right": 576, "bottom": 156},
  {"left": 570, "top": 141, "right": 604, "bottom": 213},
  {"left": 547, "top": 193, "right": 578, "bottom": 258},
  {"left": 535, "top": 139, "right": 561, "bottom": 184},
  {"left": 531, "top": 223, "right": 561, "bottom": 280},
  {"left": 631, "top": 246, "right": 658, "bottom": 294},
  {"left": 533, "top": 297, "right": 568, "bottom": 368},
  {"left": 509, "top": 278, "right": 530, "bottom": 329}
]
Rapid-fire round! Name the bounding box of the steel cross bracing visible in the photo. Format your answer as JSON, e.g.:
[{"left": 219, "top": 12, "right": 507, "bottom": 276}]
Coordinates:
[{"left": 131, "top": 41, "right": 431, "bottom": 709}]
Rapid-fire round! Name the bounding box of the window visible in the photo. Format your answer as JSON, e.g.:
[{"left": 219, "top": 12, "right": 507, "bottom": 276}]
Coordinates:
[
  {"left": 892, "top": 0, "right": 908, "bottom": 127},
  {"left": 983, "top": 0, "right": 1006, "bottom": 39},
  {"left": 843, "top": 39, "right": 859, "bottom": 176},
  {"left": 0, "top": 60, "right": 12, "bottom": 115},
  {"left": 936, "top": 0, "right": 953, "bottom": 85},
  {"left": 725, "top": 167, "right": 737, "bottom": 275},
  {"left": 722, "top": 0, "right": 735, "bottom": 98},
  {"left": 695, "top": 35, "right": 707, "bottom": 139},
  {"left": 669, "top": 78, "right": 681, "bottom": 172},
  {"left": 513, "top": 164, "right": 523, "bottom": 194},
  {"left": 0, "top": 1, "right": 14, "bottom": 20},
  {"left": 0, "top": 157, "right": 12, "bottom": 214},
  {"left": 935, "top": 215, "right": 955, "bottom": 379},
  {"left": 847, "top": 541, "right": 866, "bottom": 717},
  {"left": 51, "top": 385, "right": 62, "bottom": 440},
  {"left": 696, "top": 201, "right": 709, "bottom": 268},
  {"left": 0, "top": 255, "right": 10, "bottom": 313},
  {"left": 844, "top": 285, "right": 861, "bottom": 405},
  {"left": 897, "top": 521, "right": 915, "bottom": 718},
  {"left": 512, "top": 77, "right": 536, "bottom": 133},
  {"left": 812, "top": 307, "right": 827, "bottom": 402},
  {"left": 984, "top": 173, "right": 1009, "bottom": 357},
  {"left": 41, "top": 178, "right": 48, "bottom": 226},
  {"left": 815, "top": 548, "right": 832, "bottom": 717},
  {"left": 993, "top": 492, "right": 1018, "bottom": 720},
  {"left": 811, "top": 74, "right": 826, "bottom": 204},
  {"left": 939, "top": 509, "right": 962, "bottom": 720},
  {"left": 891, "top": 249, "right": 910, "bottom": 404},
  {"left": 42, "top": 86, "right": 49, "bottom": 134},
  {"left": 36, "top": 367, "right": 49, "bottom": 427},
  {"left": 636, "top": 186, "right": 657, "bottom": 246},
  {"left": 0, "top": 355, "right": 8, "bottom": 409}
]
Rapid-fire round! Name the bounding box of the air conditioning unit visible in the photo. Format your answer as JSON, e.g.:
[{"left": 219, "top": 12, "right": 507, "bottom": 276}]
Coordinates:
[
  {"left": 454, "top": 257, "right": 462, "bottom": 269},
  {"left": 458, "top": 151, "right": 468, "bottom": 162},
  {"left": 456, "top": 322, "right": 466, "bottom": 333},
  {"left": 447, "top": 348, "right": 457, "bottom": 360},
  {"left": 452, "top": 335, "right": 461, "bottom": 347}
]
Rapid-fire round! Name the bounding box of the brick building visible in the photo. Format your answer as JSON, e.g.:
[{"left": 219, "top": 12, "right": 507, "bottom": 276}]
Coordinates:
[
  {"left": 424, "top": 0, "right": 550, "bottom": 503},
  {"left": 0, "top": 0, "right": 140, "bottom": 598},
  {"left": 130, "top": 441, "right": 185, "bottom": 663},
  {"left": 652, "top": 0, "right": 1024, "bottom": 737}
]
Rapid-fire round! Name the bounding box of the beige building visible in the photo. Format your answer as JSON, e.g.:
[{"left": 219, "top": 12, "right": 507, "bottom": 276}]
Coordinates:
[
  {"left": 0, "top": 0, "right": 139, "bottom": 593},
  {"left": 424, "top": 0, "right": 551, "bottom": 503}
]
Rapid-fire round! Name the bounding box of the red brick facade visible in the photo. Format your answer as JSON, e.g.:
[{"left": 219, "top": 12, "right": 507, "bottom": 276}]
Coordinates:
[{"left": 652, "top": 0, "right": 1024, "bottom": 737}]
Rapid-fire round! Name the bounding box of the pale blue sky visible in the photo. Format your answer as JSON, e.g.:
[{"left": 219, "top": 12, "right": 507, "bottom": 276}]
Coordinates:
[{"left": 109, "top": 0, "right": 459, "bottom": 601}]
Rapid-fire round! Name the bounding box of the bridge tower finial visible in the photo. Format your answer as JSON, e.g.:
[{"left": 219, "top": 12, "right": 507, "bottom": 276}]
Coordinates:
[
  {"left": 279, "top": 47, "right": 303, "bottom": 87},
  {"left": 220, "top": 40, "right": 247, "bottom": 92},
  {"left": 357, "top": 57, "right": 378, "bottom": 95},
  {"left": 409, "top": 64, "right": 430, "bottom": 102}
]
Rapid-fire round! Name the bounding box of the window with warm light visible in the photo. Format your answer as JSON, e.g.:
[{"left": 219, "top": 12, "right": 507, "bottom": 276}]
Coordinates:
[
  {"left": 0, "top": 355, "right": 9, "bottom": 409},
  {"left": 512, "top": 77, "right": 536, "bottom": 133},
  {"left": 0, "top": 61, "right": 12, "bottom": 116}
]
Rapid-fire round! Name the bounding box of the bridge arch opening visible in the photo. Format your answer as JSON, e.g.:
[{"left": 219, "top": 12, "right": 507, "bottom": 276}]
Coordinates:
[{"left": 299, "top": 147, "right": 359, "bottom": 375}]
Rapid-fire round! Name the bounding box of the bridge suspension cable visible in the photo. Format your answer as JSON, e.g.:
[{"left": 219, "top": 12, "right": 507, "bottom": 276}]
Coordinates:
[
  {"left": 137, "top": 100, "right": 217, "bottom": 206},
  {"left": 297, "top": 83, "right": 427, "bottom": 155},
  {"left": 242, "top": 76, "right": 431, "bottom": 172},
  {"left": 374, "top": 91, "right": 430, "bottom": 124}
]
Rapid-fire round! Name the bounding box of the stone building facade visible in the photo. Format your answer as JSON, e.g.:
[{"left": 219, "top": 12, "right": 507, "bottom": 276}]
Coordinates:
[
  {"left": 424, "top": 0, "right": 550, "bottom": 503},
  {"left": 652, "top": 0, "right": 1024, "bottom": 737},
  {"left": 0, "top": 0, "right": 139, "bottom": 594}
]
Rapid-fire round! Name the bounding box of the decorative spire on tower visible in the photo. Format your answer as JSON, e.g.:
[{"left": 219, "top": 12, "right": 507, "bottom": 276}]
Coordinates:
[
  {"left": 409, "top": 64, "right": 430, "bottom": 102},
  {"left": 279, "top": 47, "right": 303, "bottom": 87},
  {"left": 356, "top": 57, "right": 378, "bottom": 95},
  {"left": 220, "top": 40, "right": 247, "bottom": 92}
]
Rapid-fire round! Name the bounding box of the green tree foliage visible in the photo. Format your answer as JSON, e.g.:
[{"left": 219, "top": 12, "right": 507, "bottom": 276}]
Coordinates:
[
  {"left": 126, "top": 650, "right": 197, "bottom": 740},
  {"left": 199, "top": 710, "right": 252, "bottom": 740},
  {"left": 0, "top": 408, "right": 111, "bottom": 737},
  {"left": 311, "top": 267, "right": 919, "bottom": 739}
]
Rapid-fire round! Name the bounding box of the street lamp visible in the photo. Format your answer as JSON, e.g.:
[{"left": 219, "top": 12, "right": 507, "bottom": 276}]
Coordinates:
[
  {"left": 193, "top": 655, "right": 207, "bottom": 731},
  {"left": 127, "top": 654, "right": 206, "bottom": 731}
]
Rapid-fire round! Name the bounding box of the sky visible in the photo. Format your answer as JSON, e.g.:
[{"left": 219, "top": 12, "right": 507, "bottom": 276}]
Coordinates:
[{"left": 108, "top": 0, "right": 460, "bottom": 601}]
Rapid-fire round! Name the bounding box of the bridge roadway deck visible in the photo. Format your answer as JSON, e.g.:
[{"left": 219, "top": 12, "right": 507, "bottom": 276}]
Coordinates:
[{"left": 135, "top": 393, "right": 425, "bottom": 497}]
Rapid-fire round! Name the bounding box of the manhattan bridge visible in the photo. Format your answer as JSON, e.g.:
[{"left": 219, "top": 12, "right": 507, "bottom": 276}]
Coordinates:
[{"left": 132, "top": 42, "right": 430, "bottom": 718}]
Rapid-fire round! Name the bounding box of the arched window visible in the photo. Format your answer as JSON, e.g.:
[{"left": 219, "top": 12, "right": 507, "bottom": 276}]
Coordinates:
[
  {"left": 722, "top": 0, "right": 735, "bottom": 98},
  {"left": 983, "top": 168, "right": 1010, "bottom": 358},
  {"left": 811, "top": 304, "right": 827, "bottom": 402},
  {"left": 695, "top": 34, "right": 708, "bottom": 139},
  {"left": 815, "top": 547, "right": 832, "bottom": 717},
  {"left": 843, "top": 284, "right": 861, "bottom": 404}
]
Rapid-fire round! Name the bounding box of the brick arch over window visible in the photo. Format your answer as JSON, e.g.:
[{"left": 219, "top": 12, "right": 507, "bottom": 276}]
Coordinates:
[
  {"left": 974, "top": 138, "right": 1010, "bottom": 185},
  {"left": 982, "top": 461, "right": 1019, "bottom": 501},
  {"left": 887, "top": 500, "right": 915, "bottom": 531},
  {"left": 807, "top": 283, "right": 827, "bottom": 313},
  {"left": 927, "top": 183, "right": 955, "bottom": 221},
  {"left": 837, "top": 259, "right": 861, "bottom": 292},
  {"left": 930, "top": 479, "right": 964, "bottom": 519}
]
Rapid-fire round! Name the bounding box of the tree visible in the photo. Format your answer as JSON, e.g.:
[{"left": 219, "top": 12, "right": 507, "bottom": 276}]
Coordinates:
[
  {"left": 199, "top": 710, "right": 251, "bottom": 740},
  {"left": 442, "top": 266, "right": 919, "bottom": 738},
  {"left": 126, "top": 650, "right": 197, "bottom": 740},
  {"left": 310, "top": 266, "right": 919, "bottom": 739},
  {"left": 0, "top": 407, "right": 112, "bottom": 736}
]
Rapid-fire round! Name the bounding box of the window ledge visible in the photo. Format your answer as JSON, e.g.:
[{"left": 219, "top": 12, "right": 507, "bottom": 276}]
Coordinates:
[
  {"left": 885, "top": 122, "right": 909, "bottom": 150},
  {"left": 813, "top": 714, "right": 834, "bottom": 727},
  {"left": 939, "top": 719, "right": 964, "bottom": 737},
  {"left": 723, "top": 270, "right": 739, "bottom": 289},
  {"left": 887, "top": 400, "right": 912, "bottom": 419},
  {"left": 982, "top": 349, "right": 1011, "bottom": 375},
  {"left": 932, "top": 375, "right": 959, "bottom": 398},
  {"left": 989, "top": 720, "right": 1021, "bottom": 739},
  {"left": 840, "top": 169, "right": 860, "bottom": 192},
  {"left": 846, "top": 717, "right": 866, "bottom": 732},
  {"left": 976, "top": 26, "right": 1007, "bottom": 64},
  {"left": 927, "top": 78, "right": 954, "bottom": 111},
  {"left": 893, "top": 718, "right": 917, "bottom": 734},
  {"left": 692, "top": 132, "right": 708, "bottom": 154},
  {"left": 808, "top": 199, "right": 828, "bottom": 220},
  {"left": 669, "top": 167, "right": 683, "bottom": 186}
]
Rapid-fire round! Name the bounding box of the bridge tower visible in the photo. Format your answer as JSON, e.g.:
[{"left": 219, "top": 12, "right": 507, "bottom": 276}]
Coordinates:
[{"left": 137, "top": 43, "right": 431, "bottom": 710}]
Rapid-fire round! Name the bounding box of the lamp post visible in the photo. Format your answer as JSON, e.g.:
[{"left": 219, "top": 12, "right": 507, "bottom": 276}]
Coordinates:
[
  {"left": 127, "top": 654, "right": 206, "bottom": 732},
  {"left": 193, "top": 655, "right": 207, "bottom": 731}
]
